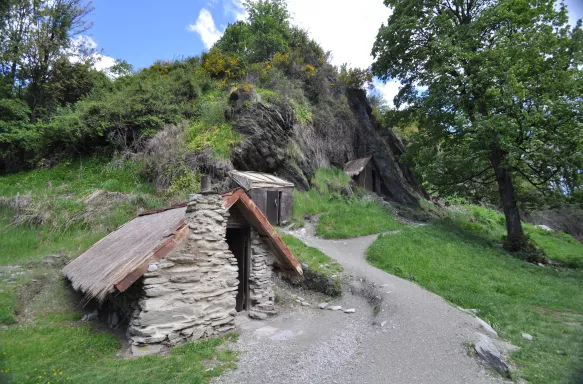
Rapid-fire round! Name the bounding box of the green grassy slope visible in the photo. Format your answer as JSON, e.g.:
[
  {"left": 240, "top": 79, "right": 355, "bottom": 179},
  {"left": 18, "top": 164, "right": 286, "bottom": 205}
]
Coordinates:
[
  {"left": 291, "top": 168, "right": 405, "bottom": 238},
  {"left": 366, "top": 204, "right": 583, "bottom": 383},
  {"left": 0, "top": 158, "right": 167, "bottom": 265}
]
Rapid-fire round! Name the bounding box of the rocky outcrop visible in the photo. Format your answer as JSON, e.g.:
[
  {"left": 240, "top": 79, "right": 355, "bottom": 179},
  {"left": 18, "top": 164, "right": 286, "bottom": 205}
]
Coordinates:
[{"left": 230, "top": 87, "right": 421, "bottom": 207}]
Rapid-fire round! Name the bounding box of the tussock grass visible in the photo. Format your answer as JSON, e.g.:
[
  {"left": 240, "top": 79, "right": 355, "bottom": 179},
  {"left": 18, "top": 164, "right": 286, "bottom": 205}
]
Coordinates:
[
  {"left": 0, "top": 159, "right": 167, "bottom": 265},
  {"left": 366, "top": 209, "right": 583, "bottom": 383}
]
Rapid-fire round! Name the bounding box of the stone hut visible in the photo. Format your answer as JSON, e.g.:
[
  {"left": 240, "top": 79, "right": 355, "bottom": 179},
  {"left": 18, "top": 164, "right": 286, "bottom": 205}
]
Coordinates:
[
  {"left": 343, "top": 156, "right": 384, "bottom": 195},
  {"left": 63, "top": 188, "right": 303, "bottom": 356},
  {"left": 229, "top": 170, "right": 294, "bottom": 226}
]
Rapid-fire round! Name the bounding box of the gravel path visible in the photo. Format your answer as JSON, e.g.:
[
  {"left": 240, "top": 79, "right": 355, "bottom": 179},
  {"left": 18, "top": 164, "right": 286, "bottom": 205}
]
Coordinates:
[{"left": 215, "top": 225, "right": 508, "bottom": 384}]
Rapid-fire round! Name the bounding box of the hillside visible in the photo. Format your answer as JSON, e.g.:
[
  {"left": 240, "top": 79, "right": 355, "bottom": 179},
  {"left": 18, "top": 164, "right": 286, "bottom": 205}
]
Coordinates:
[{"left": 1, "top": 0, "right": 583, "bottom": 383}]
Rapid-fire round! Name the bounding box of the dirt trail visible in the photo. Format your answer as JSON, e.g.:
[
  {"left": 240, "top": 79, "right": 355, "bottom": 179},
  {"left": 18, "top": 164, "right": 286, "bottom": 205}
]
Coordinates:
[{"left": 215, "top": 225, "right": 508, "bottom": 384}]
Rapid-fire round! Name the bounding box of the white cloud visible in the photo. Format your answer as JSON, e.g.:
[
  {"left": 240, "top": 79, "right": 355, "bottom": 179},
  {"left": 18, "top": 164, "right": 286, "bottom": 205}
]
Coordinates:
[
  {"left": 224, "top": 0, "right": 246, "bottom": 21},
  {"left": 70, "top": 35, "right": 117, "bottom": 73},
  {"left": 373, "top": 79, "right": 401, "bottom": 108},
  {"left": 286, "top": 0, "right": 391, "bottom": 69},
  {"left": 188, "top": 8, "right": 223, "bottom": 49}
]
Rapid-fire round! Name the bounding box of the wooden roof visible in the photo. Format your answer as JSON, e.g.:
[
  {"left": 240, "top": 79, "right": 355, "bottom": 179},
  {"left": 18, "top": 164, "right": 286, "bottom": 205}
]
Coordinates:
[
  {"left": 343, "top": 156, "right": 373, "bottom": 176},
  {"left": 63, "top": 190, "right": 302, "bottom": 302},
  {"left": 63, "top": 205, "right": 187, "bottom": 302},
  {"left": 223, "top": 188, "right": 303, "bottom": 275},
  {"left": 230, "top": 170, "right": 294, "bottom": 190}
]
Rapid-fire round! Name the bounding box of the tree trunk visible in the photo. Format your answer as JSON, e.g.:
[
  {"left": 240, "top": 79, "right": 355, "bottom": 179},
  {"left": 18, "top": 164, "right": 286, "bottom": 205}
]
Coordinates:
[{"left": 489, "top": 145, "right": 526, "bottom": 251}]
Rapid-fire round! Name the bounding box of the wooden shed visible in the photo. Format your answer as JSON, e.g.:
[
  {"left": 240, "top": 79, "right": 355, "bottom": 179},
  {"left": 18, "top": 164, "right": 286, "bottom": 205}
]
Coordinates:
[
  {"left": 343, "top": 156, "right": 383, "bottom": 194},
  {"left": 229, "top": 171, "right": 294, "bottom": 226}
]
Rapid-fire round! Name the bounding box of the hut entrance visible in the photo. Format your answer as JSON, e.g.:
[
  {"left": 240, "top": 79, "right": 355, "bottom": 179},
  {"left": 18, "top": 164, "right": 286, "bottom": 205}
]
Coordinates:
[{"left": 226, "top": 227, "right": 250, "bottom": 312}]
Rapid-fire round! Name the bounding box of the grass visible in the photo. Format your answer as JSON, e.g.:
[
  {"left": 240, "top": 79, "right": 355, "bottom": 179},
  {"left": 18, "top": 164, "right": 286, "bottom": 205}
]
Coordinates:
[
  {"left": 292, "top": 168, "right": 405, "bottom": 239},
  {"left": 0, "top": 266, "right": 238, "bottom": 383},
  {"left": 0, "top": 158, "right": 168, "bottom": 266},
  {"left": 366, "top": 206, "right": 583, "bottom": 383},
  {"left": 280, "top": 233, "right": 344, "bottom": 296},
  {"left": 280, "top": 233, "right": 343, "bottom": 277},
  {"left": 0, "top": 326, "right": 238, "bottom": 384}
]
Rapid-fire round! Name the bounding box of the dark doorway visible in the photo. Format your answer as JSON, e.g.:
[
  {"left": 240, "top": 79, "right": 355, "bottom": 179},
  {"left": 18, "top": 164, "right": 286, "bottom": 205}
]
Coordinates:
[
  {"left": 226, "top": 227, "right": 250, "bottom": 312},
  {"left": 266, "top": 190, "right": 280, "bottom": 225},
  {"left": 372, "top": 170, "right": 377, "bottom": 194}
]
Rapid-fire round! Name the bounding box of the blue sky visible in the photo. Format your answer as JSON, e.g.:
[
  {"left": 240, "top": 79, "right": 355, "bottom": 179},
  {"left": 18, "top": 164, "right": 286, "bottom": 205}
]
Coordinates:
[
  {"left": 87, "top": 0, "right": 583, "bottom": 101},
  {"left": 90, "top": 0, "right": 583, "bottom": 68}
]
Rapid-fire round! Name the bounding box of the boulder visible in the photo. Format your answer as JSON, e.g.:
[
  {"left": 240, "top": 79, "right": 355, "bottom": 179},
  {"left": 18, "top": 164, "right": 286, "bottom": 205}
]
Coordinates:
[
  {"left": 249, "top": 311, "right": 268, "bottom": 320},
  {"left": 474, "top": 333, "right": 510, "bottom": 377}
]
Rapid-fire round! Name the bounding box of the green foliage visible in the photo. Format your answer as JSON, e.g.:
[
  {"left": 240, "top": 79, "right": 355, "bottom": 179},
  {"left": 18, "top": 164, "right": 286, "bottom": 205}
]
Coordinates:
[
  {"left": 366, "top": 223, "right": 583, "bottom": 383},
  {"left": 292, "top": 168, "right": 405, "bottom": 238},
  {"left": 372, "top": 0, "right": 583, "bottom": 249},
  {"left": 280, "top": 233, "right": 343, "bottom": 294},
  {"left": 289, "top": 99, "right": 312, "bottom": 124},
  {"left": 338, "top": 64, "right": 373, "bottom": 90},
  {"left": 0, "top": 284, "right": 16, "bottom": 324}
]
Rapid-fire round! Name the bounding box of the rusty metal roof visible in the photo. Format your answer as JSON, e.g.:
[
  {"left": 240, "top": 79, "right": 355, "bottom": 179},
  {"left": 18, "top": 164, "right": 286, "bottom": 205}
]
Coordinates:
[
  {"left": 230, "top": 170, "right": 294, "bottom": 190},
  {"left": 63, "top": 190, "right": 302, "bottom": 302},
  {"left": 343, "top": 156, "right": 372, "bottom": 176}
]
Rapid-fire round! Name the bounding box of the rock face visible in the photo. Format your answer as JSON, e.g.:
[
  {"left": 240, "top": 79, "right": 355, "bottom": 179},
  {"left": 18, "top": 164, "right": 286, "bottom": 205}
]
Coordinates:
[{"left": 230, "top": 88, "right": 422, "bottom": 207}]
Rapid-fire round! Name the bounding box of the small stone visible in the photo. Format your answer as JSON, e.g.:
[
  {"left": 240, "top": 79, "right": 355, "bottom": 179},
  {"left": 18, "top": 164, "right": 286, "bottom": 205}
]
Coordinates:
[
  {"left": 131, "top": 344, "right": 165, "bottom": 356},
  {"left": 329, "top": 306, "right": 342, "bottom": 311},
  {"left": 83, "top": 309, "right": 99, "bottom": 322},
  {"left": 301, "top": 302, "right": 310, "bottom": 306},
  {"left": 249, "top": 311, "right": 268, "bottom": 320},
  {"left": 318, "top": 303, "right": 329, "bottom": 309},
  {"left": 522, "top": 333, "right": 533, "bottom": 341},
  {"left": 380, "top": 321, "right": 387, "bottom": 327},
  {"left": 110, "top": 312, "right": 120, "bottom": 327},
  {"left": 300, "top": 262, "right": 309, "bottom": 271},
  {"left": 343, "top": 308, "right": 356, "bottom": 313},
  {"left": 147, "top": 264, "right": 158, "bottom": 272},
  {"left": 536, "top": 224, "right": 553, "bottom": 231},
  {"left": 475, "top": 317, "right": 498, "bottom": 338}
]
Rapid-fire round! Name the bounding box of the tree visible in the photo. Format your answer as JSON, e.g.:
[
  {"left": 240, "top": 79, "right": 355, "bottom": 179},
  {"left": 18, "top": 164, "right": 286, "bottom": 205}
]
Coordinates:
[
  {"left": 214, "top": 0, "right": 292, "bottom": 64},
  {"left": 372, "top": 0, "right": 583, "bottom": 254},
  {"left": 0, "top": 0, "right": 94, "bottom": 121}
]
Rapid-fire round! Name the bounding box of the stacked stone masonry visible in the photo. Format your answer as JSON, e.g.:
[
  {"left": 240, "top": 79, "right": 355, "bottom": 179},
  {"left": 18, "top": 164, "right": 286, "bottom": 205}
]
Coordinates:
[
  {"left": 125, "top": 194, "right": 278, "bottom": 352},
  {"left": 249, "top": 230, "right": 276, "bottom": 315},
  {"left": 127, "top": 194, "right": 238, "bottom": 349}
]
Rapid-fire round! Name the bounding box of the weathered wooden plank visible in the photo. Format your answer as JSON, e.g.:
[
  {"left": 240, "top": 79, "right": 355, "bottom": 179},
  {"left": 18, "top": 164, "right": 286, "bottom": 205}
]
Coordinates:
[
  {"left": 279, "top": 187, "right": 293, "bottom": 223},
  {"left": 115, "top": 223, "right": 188, "bottom": 292}
]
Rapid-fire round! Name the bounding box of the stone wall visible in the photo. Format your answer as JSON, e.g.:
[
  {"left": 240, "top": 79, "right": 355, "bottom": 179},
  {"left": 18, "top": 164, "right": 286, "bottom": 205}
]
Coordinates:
[
  {"left": 248, "top": 230, "right": 276, "bottom": 318},
  {"left": 126, "top": 193, "right": 239, "bottom": 355}
]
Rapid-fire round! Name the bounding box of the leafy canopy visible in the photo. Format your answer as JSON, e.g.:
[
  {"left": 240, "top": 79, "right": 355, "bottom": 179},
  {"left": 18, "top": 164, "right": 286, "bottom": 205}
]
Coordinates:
[{"left": 373, "top": 0, "right": 583, "bottom": 251}]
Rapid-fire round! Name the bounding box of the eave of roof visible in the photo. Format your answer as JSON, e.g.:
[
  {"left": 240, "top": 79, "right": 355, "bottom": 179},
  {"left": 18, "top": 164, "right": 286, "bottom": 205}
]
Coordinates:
[
  {"left": 343, "top": 156, "right": 372, "bottom": 176},
  {"left": 230, "top": 170, "right": 294, "bottom": 190}
]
